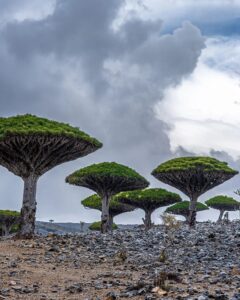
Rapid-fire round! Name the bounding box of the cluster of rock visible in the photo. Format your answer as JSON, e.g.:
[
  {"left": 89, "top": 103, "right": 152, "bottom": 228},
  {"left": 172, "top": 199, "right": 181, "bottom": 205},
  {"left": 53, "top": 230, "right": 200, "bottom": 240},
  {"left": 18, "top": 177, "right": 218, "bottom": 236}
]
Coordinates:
[{"left": 1, "top": 222, "right": 240, "bottom": 299}]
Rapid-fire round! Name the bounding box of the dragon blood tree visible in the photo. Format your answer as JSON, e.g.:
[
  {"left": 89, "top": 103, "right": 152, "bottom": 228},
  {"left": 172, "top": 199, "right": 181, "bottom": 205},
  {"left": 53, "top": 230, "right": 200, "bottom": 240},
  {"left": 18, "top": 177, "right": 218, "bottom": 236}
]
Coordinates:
[
  {"left": 66, "top": 162, "right": 149, "bottom": 233},
  {"left": 82, "top": 194, "right": 135, "bottom": 228},
  {"left": 114, "top": 188, "right": 181, "bottom": 230},
  {"left": 0, "top": 210, "right": 20, "bottom": 236},
  {"left": 166, "top": 201, "right": 209, "bottom": 222},
  {"left": 205, "top": 195, "right": 240, "bottom": 223},
  {"left": 152, "top": 157, "right": 238, "bottom": 228},
  {"left": 0, "top": 114, "right": 102, "bottom": 238}
]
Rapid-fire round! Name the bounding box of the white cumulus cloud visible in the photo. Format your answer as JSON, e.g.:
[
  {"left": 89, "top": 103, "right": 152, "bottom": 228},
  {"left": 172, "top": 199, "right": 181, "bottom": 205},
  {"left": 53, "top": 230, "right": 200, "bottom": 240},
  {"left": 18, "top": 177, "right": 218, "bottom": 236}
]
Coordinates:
[{"left": 155, "top": 38, "right": 240, "bottom": 159}]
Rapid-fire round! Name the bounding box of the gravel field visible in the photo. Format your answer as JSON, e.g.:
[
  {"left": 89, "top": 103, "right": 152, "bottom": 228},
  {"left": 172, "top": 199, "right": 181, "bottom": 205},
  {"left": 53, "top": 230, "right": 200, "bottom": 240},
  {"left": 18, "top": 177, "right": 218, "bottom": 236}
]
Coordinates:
[{"left": 0, "top": 222, "right": 240, "bottom": 299}]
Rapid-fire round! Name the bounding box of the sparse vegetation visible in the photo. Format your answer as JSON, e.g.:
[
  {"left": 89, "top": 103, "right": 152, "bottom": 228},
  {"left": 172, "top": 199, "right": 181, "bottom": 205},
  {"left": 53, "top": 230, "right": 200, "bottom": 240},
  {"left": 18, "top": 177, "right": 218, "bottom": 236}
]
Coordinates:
[
  {"left": 160, "top": 213, "right": 181, "bottom": 233},
  {"left": 160, "top": 213, "right": 181, "bottom": 250}
]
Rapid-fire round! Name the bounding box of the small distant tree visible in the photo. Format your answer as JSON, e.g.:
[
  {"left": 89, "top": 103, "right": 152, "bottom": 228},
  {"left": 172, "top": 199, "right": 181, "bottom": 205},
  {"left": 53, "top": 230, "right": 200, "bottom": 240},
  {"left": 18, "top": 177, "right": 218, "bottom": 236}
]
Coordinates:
[
  {"left": 49, "top": 219, "right": 54, "bottom": 223},
  {"left": 152, "top": 157, "right": 238, "bottom": 228},
  {"left": 66, "top": 162, "right": 149, "bottom": 233},
  {"left": 0, "top": 210, "right": 21, "bottom": 236},
  {"left": 89, "top": 221, "right": 118, "bottom": 231},
  {"left": 234, "top": 189, "right": 240, "bottom": 197},
  {"left": 166, "top": 201, "right": 209, "bottom": 221},
  {"left": 205, "top": 195, "right": 240, "bottom": 223},
  {"left": 80, "top": 221, "right": 85, "bottom": 232},
  {"left": 0, "top": 114, "right": 102, "bottom": 238},
  {"left": 82, "top": 194, "right": 135, "bottom": 228},
  {"left": 114, "top": 188, "right": 181, "bottom": 230}
]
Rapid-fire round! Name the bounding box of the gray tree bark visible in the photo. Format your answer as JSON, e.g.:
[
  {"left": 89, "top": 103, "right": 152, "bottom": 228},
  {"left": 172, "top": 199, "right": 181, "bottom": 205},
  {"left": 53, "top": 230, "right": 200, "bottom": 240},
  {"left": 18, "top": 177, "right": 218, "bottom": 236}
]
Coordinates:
[
  {"left": 188, "top": 196, "right": 197, "bottom": 228},
  {"left": 217, "top": 209, "right": 225, "bottom": 223},
  {"left": 109, "top": 215, "right": 114, "bottom": 231},
  {"left": 1, "top": 223, "right": 9, "bottom": 236},
  {"left": 101, "top": 194, "right": 111, "bottom": 233},
  {"left": 18, "top": 174, "right": 38, "bottom": 239},
  {"left": 142, "top": 210, "right": 153, "bottom": 231}
]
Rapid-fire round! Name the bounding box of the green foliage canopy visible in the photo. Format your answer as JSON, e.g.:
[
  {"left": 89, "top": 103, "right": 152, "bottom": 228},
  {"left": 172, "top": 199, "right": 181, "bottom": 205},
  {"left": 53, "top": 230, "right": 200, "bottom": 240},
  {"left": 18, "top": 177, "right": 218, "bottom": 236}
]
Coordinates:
[
  {"left": 114, "top": 188, "right": 181, "bottom": 211},
  {"left": 166, "top": 201, "right": 208, "bottom": 217},
  {"left": 66, "top": 162, "right": 149, "bottom": 195},
  {"left": 205, "top": 195, "right": 240, "bottom": 211},
  {"left": 152, "top": 157, "right": 238, "bottom": 199},
  {"left": 152, "top": 157, "right": 238, "bottom": 174},
  {"left": 0, "top": 114, "right": 102, "bottom": 147},
  {"left": 0, "top": 210, "right": 21, "bottom": 235}
]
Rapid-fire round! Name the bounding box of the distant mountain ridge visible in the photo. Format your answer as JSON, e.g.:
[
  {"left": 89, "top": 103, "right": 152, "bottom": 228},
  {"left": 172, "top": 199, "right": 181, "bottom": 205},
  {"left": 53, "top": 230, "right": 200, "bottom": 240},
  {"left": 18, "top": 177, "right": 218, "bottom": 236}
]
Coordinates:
[{"left": 36, "top": 221, "right": 135, "bottom": 235}]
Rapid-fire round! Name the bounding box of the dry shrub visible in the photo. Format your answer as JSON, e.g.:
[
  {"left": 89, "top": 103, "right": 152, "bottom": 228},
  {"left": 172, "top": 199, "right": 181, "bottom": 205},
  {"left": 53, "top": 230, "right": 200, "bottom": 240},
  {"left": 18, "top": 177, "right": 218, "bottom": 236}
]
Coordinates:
[{"left": 160, "top": 213, "right": 180, "bottom": 231}]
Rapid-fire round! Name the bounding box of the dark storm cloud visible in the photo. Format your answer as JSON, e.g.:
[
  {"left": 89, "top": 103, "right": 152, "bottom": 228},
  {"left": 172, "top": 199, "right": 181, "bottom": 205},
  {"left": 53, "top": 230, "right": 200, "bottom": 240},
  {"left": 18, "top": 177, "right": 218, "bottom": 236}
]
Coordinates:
[{"left": 0, "top": 0, "right": 206, "bottom": 222}]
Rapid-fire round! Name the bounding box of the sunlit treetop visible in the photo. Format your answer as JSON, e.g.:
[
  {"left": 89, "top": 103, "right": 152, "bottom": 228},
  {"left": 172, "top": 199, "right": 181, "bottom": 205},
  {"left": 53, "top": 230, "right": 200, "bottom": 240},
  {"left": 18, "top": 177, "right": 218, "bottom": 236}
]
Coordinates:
[
  {"left": 205, "top": 195, "right": 240, "bottom": 211},
  {"left": 0, "top": 114, "right": 102, "bottom": 147},
  {"left": 82, "top": 194, "right": 135, "bottom": 216},
  {"left": 0, "top": 114, "right": 102, "bottom": 178},
  {"left": 114, "top": 188, "right": 181, "bottom": 211},
  {"left": 166, "top": 201, "right": 209, "bottom": 217},
  {"left": 67, "top": 162, "right": 148, "bottom": 180},
  {"left": 66, "top": 162, "right": 149, "bottom": 195},
  {"left": 152, "top": 157, "right": 238, "bottom": 174},
  {"left": 152, "top": 156, "right": 238, "bottom": 198}
]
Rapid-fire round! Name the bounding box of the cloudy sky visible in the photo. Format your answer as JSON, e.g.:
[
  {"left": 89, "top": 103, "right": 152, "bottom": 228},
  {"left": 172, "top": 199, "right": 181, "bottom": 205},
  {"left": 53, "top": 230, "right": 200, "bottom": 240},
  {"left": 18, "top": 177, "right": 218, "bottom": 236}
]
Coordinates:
[{"left": 1, "top": 0, "right": 240, "bottom": 224}]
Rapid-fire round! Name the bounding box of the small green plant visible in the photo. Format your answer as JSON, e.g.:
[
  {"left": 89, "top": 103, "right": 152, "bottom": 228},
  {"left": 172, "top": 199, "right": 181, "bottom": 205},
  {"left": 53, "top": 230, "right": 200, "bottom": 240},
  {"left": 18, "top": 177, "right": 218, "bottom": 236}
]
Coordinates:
[
  {"left": 89, "top": 221, "right": 118, "bottom": 231},
  {"left": 159, "top": 249, "right": 167, "bottom": 263},
  {"left": 115, "top": 248, "right": 128, "bottom": 263}
]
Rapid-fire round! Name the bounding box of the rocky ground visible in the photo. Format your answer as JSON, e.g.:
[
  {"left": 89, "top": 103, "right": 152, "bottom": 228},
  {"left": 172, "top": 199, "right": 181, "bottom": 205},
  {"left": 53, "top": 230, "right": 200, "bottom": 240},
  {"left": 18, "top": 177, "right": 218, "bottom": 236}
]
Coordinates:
[{"left": 0, "top": 222, "right": 240, "bottom": 300}]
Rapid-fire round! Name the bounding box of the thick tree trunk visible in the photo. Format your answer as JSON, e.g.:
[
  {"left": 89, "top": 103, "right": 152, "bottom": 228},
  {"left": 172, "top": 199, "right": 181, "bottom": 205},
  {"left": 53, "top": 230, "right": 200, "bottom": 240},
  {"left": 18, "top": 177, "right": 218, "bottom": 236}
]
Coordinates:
[
  {"left": 188, "top": 196, "right": 197, "bottom": 228},
  {"left": 2, "top": 223, "right": 9, "bottom": 236},
  {"left": 101, "top": 194, "right": 110, "bottom": 233},
  {"left": 217, "top": 209, "right": 225, "bottom": 223},
  {"left": 18, "top": 174, "right": 38, "bottom": 239},
  {"left": 143, "top": 210, "right": 153, "bottom": 231},
  {"left": 109, "top": 215, "right": 114, "bottom": 229}
]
